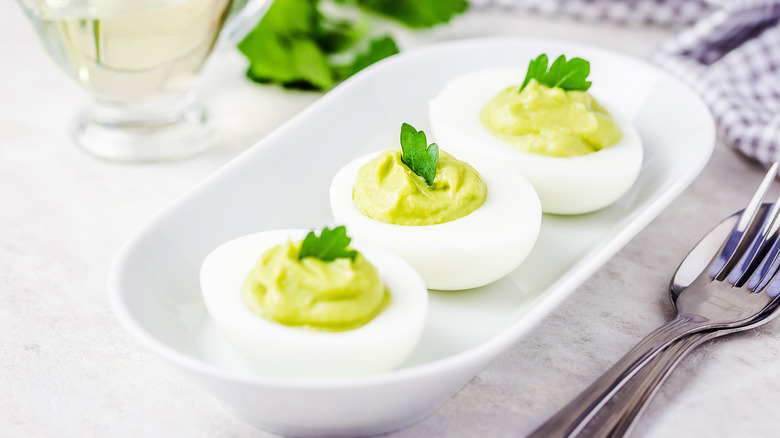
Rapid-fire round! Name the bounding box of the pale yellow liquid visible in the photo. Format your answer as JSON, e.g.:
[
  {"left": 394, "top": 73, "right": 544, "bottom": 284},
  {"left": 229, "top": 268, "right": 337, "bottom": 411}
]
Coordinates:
[{"left": 26, "top": 0, "right": 233, "bottom": 102}]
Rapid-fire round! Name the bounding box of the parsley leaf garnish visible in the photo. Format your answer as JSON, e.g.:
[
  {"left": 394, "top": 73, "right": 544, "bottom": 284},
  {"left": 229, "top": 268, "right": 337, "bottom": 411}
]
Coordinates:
[
  {"left": 400, "top": 123, "right": 439, "bottom": 186},
  {"left": 238, "top": 0, "right": 466, "bottom": 90},
  {"left": 298, "top": 226, "right": 358, "bottom": 262},
  {"left": 519, "top": 54, "right": 592, "bottom": 92}
]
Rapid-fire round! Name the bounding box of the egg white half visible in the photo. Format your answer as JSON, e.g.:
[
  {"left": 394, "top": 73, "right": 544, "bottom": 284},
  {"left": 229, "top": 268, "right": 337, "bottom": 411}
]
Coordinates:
[
  {"left": 429, "top": 67, "right": 643, "bottom": 215},
  {"left": 330, "top": 151, "right": 541, "bottom": 291},
  {"left": 200, "top": 229, "right": 428, "bottom": 379}
]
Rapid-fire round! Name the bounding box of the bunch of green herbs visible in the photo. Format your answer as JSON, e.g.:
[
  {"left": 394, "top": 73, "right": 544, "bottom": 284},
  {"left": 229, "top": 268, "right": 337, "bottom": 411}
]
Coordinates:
[{"left": 238, "top": 0, "right": 468, "bottom": 90}]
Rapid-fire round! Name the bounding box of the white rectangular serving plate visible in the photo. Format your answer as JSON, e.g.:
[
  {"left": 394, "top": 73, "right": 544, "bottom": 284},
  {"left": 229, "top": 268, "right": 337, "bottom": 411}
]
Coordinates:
[{"left": 109, "top": 37, "right": 715, "bottom": 437}]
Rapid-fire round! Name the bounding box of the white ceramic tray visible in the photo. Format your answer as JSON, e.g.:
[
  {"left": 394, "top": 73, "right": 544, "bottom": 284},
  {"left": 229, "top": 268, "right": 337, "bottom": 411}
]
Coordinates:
[{"left": 109, "top": 37, "right": 715, "bottom": 437}]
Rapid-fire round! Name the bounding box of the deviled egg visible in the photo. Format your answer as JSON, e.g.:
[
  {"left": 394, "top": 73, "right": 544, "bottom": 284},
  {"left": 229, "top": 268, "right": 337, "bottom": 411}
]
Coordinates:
[
  {"left": 200, "top": 227, "right": 428, "bottom": 379},
  {"left": 429, "top": 59, "right": 643, "bottom": 215},
  {"left": 330, "top": 123, "right": 541, "bottom": 291}
]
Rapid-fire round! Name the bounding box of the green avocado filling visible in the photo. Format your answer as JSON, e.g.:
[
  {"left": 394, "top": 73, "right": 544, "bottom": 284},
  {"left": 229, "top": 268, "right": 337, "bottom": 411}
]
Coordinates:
[
  {"left": 242, "top": 240, "right": 390, "bottom": 331},
  {"left": 352, "top": 149, "right": 487, "bottom": 226},
  {"left": 481, "top": 79, "right": 622, "bottom": 157}
]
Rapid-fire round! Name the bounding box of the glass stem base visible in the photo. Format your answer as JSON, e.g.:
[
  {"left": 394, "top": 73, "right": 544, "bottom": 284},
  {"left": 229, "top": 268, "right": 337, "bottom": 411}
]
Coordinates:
[{"left": 71, "top": 93, "right": 214, "bottom": 163}]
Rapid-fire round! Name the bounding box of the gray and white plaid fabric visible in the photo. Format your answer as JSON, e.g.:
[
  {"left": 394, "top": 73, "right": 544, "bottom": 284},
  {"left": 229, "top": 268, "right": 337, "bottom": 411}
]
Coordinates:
[
  {"left": 471, "top": 0, "right": 780, "bottom": 167},
  {"left": 472, "top": 0, "right": 713, "bottom": 27}
]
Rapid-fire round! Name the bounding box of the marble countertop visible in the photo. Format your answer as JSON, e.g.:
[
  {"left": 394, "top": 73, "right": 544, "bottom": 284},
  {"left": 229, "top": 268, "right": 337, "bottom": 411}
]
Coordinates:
[{"left": 3, "top": 3, "right": 779, "bottom": 437}]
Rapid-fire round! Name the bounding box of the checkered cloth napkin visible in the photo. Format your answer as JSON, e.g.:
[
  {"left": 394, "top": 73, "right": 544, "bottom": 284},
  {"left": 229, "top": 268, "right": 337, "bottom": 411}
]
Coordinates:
[{"left": 471, "top": 0, "right": 780, "bottom": 167}]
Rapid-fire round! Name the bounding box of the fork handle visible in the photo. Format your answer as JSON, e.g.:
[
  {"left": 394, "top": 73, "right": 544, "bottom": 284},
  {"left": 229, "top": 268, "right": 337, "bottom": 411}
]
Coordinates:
[
  {"left": 581, "top": 331, "right": 713, "bottom": 438},
  {"left": 526, "top": 314, "right": 704, "bottom": 438}
]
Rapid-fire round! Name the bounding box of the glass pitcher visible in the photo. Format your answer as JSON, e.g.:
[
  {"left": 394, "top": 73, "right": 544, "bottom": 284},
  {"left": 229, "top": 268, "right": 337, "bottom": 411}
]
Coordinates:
[{"left": 16, "top": 0, "right": 272, "bottom": 162}]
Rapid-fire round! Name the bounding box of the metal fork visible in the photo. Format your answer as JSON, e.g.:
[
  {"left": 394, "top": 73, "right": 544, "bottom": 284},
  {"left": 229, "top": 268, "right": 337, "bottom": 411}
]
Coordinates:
[
  {"left": 528, "top": 163, "right": 780, "bottom": 438},
  {"left": 597, "top": 302, "right": 780, "bottom": 438},
  {"left": 584, "top": 201, "right": 780, "bottom": 437}
]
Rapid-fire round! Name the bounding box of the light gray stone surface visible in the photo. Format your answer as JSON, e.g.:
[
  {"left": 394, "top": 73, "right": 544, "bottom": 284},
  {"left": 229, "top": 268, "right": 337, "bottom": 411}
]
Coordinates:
[{"left": 2, "top": 3, "right": 779, "bottom": 437}]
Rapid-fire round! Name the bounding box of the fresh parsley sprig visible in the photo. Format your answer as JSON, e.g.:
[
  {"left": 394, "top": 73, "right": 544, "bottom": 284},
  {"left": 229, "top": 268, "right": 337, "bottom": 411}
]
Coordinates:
[
  {"left": 298, "top": 226, "right": 358, "bottom": 262},
  {"left": 400, "top": 123, "right": 439, "bottom": 186},
  {"left": 520, "top": 54, "right": 592, "bottom": 92}
]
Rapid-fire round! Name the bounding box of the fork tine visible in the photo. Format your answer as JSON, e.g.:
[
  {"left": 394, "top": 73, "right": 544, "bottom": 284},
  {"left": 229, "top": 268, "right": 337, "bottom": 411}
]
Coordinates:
[
  {"left": 733, "top": 163, "right": 779, "bottom": 234},
  {"left": 739, "top": 195, "right": 780, "bottom": 290},
  {"left": 735, "top": 195, "right": 780, "bottom": 287},
  {"left": 714, "top": 162, "right": 779, "bottom": 281},
  {"left": 751, "top": 239, "right": 780, "bottom": 293},
  {"left": 761, "top": 247, "right": 780, "bottom": 298},
  {"left": 751, "top": 232, "right": 780, "bottom": 297}
]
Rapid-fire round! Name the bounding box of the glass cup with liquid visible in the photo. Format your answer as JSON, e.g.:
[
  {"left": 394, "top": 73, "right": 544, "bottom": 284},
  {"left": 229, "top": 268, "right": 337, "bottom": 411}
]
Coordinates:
[{"left": 17, "top": 0, "right": 271, "bottom": 162}]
